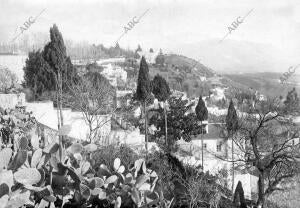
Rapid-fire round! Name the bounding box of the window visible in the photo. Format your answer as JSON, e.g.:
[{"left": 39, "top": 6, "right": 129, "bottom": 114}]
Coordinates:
[
  {"left": 201, "top": 124, "right": 207, "bottom": 134},
  {"left": 217, "top": 144, "right": 222, "bottom": 152}
]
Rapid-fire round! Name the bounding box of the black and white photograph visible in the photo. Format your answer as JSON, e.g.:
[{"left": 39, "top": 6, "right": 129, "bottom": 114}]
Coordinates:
[{"left": 0, "top": 0, "right": 299, "bottom": 208}]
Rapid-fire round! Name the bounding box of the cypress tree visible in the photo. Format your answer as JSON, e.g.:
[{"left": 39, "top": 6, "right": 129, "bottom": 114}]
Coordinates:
[
  {"left": 151, "top": 74, "right": 171, "bottom": 147},
  {"left": 136, "top": 56, "right": 151, "bottom": 157},
  {"left": 136, "top": 56, "right": 151, "bottom": 101},
  {"left": 233, "top": 181, "right": 247, "bottom": 208},
  {"left": 195, "top": 96, "right": 208, "bottom": 170},
  {"left": 43, "top": 24, "right": 77, "bottom": 91},
  {"left": 195, "top": 96, "right": 208, "bottom": 122},
  {"left": 226, "top": 99, "right": 238, "bottom": 134},
  {"left": 42, "top": 24, "right": 77, "bottom": 161},
  {"left": 226, "top": 99, "right": 238, "bottom": 195}
]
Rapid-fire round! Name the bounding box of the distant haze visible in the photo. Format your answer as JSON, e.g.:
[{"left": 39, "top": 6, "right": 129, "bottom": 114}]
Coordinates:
[
  {"left": 169, "top": 39, "right": 300, "bottom": 74},
  {"left": 0, "top": 0, "right": 299, "bottom": 75}
]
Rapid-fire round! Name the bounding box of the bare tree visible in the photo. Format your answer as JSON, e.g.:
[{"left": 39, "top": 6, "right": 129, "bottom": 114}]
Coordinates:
[
  {"left": 67, "top": 72, "right": 116, "bottom": 143},
  {"left": 215, "top": 98, "right": 300, "bottom": 208}
]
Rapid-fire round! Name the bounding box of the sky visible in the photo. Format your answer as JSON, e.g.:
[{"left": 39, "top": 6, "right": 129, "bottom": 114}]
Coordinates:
[{"left": 0, "top": 0, "right": 300, "bottom": 69}]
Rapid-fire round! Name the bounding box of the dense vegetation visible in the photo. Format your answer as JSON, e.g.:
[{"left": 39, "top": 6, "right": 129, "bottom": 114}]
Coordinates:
[{"left": 0, "top": 107, "right": 237, "bottom": 208}]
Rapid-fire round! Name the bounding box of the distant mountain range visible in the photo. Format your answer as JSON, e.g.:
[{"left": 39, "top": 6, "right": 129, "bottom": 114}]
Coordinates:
[
  {"left": 169, "top": 39, "right": 299, "bottom": 75},
  {"left": 224, "top": 72, "right": 300, "bottom": 97}
]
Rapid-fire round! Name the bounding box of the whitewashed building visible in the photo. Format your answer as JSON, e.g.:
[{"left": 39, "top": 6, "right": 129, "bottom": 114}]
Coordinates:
[{"left": 100, "top": 63, "right": 127, "bottom": 87}]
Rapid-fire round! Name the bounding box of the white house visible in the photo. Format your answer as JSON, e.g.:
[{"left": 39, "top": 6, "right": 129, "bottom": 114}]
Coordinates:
[
  {"left": 177, "top": 123, "right": 259, "bottom": 200},
  {"left": 210, "top": 87, "right": 227, "bottom": 101},
  {"left": 96, "top": 57, "right": 125, "bottom": 65},
  {"left": 137, "top": 49, "right": 160, "bottom": 64},
  {"left": 100, "top": 63, "right": 127, "bottom": 87}
]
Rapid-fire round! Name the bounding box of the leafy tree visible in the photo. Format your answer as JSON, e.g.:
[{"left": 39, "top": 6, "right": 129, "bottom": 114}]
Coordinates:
[
  {"left": 151, "top": 74, "right": 171, "bottom": 146},
  {"left": 152, "top": 74, "right": 171, "bottom": 102},
  {"left": 226, "top": 99, "right": 238, "bottom": 193},
  {"left": 195, "top": 96, "right": 208, "bottom": 170},
  {"left": 149, "top": 97, "right": 202, "bottom": 152},
  {"left": 149, "top": 48, "right": 154, "bottom": 53},
  {"left": 135, "top": 56, "right": 151, "bottom": 156}
]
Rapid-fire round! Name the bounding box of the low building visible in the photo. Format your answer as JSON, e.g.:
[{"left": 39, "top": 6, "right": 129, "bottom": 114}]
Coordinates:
[
  {"left": 100, "top": 63, "right": 127, "bottom": 87},
  {"left": 177, "top": 122, "right": 259, "bottom": 200}
]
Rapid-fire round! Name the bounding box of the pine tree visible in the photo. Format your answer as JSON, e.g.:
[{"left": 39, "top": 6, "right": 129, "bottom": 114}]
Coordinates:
[
  {"left": 195, "top": 96, "right": 208, "bottom": 170},
  {"left": 151, "top": 74, "right": 171, "bottom": 147},
  {"left": 226, "top": 99, "right": 238, "bottom": 194},
  {"left": 135, "top": 56, "right": 151, "bottom": 157}
]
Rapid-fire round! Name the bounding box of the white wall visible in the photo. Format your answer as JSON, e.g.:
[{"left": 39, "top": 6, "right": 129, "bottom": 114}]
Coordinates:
[
  {"left": 0, "top": 93, "right": 26, "bottom": 109},
  {"left": 25, "top": 101, "right": 111, "bottom": 142}
]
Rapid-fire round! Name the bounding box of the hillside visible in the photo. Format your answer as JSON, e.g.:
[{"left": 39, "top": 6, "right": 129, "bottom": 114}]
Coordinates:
[
  {"left": 224, "top": 72, "right": 300, "bottom": 97},
  {"left": 147, "top": 54, "right": 217, "bottom": 97},
  {"left": 169, "top": 39, "right": 298, "bottom": 74}
]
